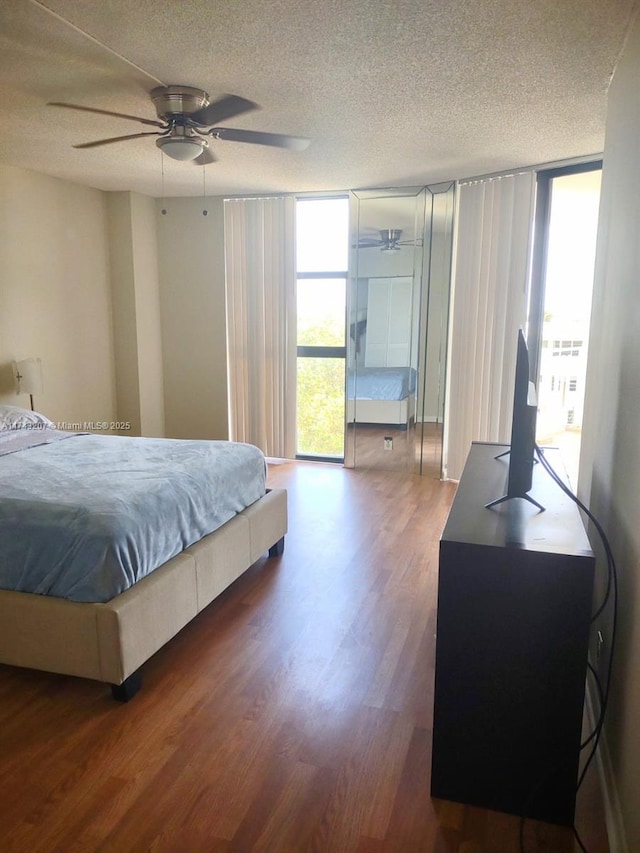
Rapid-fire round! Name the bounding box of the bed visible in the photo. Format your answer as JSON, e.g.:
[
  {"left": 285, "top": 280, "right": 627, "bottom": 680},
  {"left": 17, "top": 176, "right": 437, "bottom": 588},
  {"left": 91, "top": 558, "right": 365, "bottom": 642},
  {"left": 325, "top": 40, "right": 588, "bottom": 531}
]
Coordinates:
[
  {"left": 0, "top": 406, "right": 287, "bottom": 700},
  {"left": 346, "top": 366, "right": 417, "bottom": 429}
]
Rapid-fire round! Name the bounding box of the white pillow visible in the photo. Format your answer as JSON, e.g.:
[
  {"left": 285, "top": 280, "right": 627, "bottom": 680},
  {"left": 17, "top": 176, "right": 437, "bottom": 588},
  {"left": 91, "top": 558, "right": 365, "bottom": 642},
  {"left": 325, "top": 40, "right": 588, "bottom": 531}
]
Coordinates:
[{"left": 0, "top": 405, "right": 54, "bottom": 430}]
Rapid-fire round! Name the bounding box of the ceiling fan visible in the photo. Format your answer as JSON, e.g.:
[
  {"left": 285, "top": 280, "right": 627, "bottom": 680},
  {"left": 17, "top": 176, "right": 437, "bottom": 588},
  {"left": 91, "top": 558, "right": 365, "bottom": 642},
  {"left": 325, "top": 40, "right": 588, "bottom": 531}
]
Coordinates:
[
  {"left": 48, "top": 85, "right": 310, "bottom": 164},
  {"left": 357, "top": 228, "right": 423, "bottom": 252}
]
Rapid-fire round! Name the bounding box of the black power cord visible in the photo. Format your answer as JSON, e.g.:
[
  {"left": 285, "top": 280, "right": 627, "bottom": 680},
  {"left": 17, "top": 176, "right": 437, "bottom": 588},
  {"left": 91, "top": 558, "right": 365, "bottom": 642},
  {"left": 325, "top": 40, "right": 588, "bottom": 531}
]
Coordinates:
[{"left": 518, "top": 445, "right": 618, "bottom": 853}]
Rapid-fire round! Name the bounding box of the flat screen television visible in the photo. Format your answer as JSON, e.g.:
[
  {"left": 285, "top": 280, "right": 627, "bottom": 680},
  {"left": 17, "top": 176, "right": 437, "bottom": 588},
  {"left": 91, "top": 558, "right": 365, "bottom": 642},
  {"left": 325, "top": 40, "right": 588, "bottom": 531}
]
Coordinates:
[{"left": 485, "top": 329, "right": 544, "bottom": 511}]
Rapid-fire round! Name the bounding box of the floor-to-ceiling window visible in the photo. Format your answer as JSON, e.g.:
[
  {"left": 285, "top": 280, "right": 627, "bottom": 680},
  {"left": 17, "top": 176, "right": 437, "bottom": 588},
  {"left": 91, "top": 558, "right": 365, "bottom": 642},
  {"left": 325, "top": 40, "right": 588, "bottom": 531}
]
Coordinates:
[
  {"left": 295, "top": 198, "right": 349, "bottom": 461},
  {"left": 529, "top": 162, "right": 602, "bottom": 487}
]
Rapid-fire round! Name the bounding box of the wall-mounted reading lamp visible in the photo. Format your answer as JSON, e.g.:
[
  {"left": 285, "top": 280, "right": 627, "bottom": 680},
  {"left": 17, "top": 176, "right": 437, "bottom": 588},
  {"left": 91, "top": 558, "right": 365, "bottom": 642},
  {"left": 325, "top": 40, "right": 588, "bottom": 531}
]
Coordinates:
[{"left": 13, "top": 358, "right": 43, "bottom": 411}]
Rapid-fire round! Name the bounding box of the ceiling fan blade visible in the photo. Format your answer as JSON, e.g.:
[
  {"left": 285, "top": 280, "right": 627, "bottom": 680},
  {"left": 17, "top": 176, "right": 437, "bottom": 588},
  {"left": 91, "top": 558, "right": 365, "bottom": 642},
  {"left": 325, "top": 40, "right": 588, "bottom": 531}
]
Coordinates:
[
  {"left": 212, "top": 127, "right": 310, "bottom": 150},
  {"left": 48, "top": 102, "right": 165, "bottom": 128},
  {"left": 193, "top": 147, "right": 217, "bottom": 165},
  {"left": 191, "top": 94, "right": 258, "bottom": 126},
  {"left": 74, "top": 131, "right": 164, "bottom": 149}
]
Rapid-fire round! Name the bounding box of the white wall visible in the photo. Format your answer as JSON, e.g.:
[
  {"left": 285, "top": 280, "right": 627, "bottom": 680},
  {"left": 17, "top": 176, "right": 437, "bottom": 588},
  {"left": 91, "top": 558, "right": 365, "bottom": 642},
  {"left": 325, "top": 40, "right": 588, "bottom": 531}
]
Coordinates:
[
  {"left": 579, "top": 9, "right": 640, "bottom": 849},
  {"left": 130, "top": 193, "right": 164, "bottom": 437},
  {"left": 0, "top": 164, "right": 116, "bottom": 425},
  {"left": 107, "top": 191, "right": 165, "bottom": 437},
  {"left": 106, "top": 192, "right": 141, "bottom": 431},
  {"left": 156, "top": 197, "right": 228, "bottom": 440},
  {"left": 0, "top": 167, "right": 228, "bottom": 441}
]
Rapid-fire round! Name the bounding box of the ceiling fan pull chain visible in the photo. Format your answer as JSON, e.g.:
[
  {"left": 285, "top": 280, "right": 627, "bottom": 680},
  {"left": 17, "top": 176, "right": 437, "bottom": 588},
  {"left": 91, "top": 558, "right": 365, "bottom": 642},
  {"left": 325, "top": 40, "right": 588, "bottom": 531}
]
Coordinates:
[
  {"left": 160, "top": 150, "right": 167, "bottom": 215},
  {"left": 202, "top": 162, "right": 208, "bottom": 215}
]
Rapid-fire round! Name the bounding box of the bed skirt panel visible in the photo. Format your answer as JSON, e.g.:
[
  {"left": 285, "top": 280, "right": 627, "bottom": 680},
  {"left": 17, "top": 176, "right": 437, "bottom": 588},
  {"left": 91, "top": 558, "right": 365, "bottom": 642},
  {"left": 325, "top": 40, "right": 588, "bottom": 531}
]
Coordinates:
[
  {"left": 188, "top": 514, "right": 251, "bottom": 610},
  {"left": 0, "top": 590, "right": 104, "bottom": 681},
  {"left": 95, "top": 552, "right": 199, "bottom": 684},
  {"left": 245, "top": 488, "right": 288, "bottom": 563}
]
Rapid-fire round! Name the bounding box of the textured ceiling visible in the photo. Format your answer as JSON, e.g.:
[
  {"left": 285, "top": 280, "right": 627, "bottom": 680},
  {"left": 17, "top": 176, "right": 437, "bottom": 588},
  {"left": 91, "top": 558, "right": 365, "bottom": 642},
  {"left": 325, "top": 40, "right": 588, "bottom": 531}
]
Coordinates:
[{"left": 0, "top": 0, "right": 636, "bottom": 197}]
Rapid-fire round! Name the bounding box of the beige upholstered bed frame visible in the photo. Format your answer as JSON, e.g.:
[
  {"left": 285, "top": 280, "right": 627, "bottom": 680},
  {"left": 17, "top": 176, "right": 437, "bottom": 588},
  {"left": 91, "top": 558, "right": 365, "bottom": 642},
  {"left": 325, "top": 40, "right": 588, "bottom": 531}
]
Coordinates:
[{"left": 0, "top": 488, "right": 287, "bottom": 700}]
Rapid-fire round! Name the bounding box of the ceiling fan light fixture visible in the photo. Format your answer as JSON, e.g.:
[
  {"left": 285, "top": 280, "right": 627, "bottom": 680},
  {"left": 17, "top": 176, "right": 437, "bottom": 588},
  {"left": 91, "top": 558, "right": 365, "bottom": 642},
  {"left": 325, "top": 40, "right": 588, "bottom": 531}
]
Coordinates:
[{"left": 156, "top": 136, "right": 207, "bottom": 161}]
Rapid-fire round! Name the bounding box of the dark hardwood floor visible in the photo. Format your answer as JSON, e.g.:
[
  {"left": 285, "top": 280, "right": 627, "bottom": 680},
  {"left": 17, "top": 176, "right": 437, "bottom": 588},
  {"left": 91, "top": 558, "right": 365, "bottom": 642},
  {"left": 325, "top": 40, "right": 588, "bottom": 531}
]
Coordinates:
[{"left": 0, "top": 462, "right": 609, "bottom": 852}]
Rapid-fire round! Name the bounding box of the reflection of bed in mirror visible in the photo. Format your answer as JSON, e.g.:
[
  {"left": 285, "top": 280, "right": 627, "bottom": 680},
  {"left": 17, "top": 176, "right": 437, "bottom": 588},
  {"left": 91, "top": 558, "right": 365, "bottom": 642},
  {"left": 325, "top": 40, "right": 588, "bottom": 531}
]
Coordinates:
[{"left": 347, "top": 366, "right": 417, "bottom": 429}]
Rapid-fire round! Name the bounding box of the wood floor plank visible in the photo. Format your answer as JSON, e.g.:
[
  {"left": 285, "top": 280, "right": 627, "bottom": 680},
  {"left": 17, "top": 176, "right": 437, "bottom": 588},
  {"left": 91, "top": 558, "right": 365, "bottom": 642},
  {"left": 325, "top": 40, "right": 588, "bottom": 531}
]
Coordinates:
[
  {"left": 385, "top": 725, "right": 439, "bottom": 848},
  {"left": 0, "top": 461, "right": 610, "bottom": 852},
  {"left": 231, "top": 761, "right": 337, "bottom": 852}
]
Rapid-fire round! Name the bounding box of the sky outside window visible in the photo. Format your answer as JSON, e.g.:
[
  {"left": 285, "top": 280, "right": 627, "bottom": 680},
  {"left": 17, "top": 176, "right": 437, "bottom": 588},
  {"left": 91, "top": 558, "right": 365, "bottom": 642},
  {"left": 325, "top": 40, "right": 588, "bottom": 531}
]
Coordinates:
[{"left": 296, "top": 198, "right": 349, "bottom": 273}]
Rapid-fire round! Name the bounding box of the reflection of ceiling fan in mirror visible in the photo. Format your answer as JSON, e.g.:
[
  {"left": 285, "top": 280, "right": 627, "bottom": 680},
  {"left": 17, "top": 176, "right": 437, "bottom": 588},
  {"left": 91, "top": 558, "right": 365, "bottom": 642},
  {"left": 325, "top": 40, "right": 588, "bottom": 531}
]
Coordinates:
[
  {"left": 48, "top": 85, "right": 311, "bottom": 164},
  {"left": 357, "top": 228, "right": 423, "bottom": 252}
]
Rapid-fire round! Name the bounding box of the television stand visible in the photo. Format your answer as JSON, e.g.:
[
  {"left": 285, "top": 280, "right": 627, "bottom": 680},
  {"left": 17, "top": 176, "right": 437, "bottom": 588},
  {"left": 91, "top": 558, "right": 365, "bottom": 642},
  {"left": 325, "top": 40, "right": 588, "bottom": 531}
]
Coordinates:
[
  {"left": 484, "top": 491, "right": 545, "bottom": 511},
  {"left": 485, "top": 448, "right": 545, "bottom": 510},
  {"left": 431, "top": 442, "right": 595, "bottom": 826}
]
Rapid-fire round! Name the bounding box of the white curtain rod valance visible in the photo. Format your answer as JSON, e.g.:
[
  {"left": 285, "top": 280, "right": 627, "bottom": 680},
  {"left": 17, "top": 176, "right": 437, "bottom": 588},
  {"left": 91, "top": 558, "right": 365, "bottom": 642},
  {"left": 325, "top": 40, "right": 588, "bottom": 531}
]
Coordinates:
[
  {"left": 458, "top": 172, "right": 531, "bottom": 187},
  {"left": 457, "top": 153, "right": 602, "bottom": 188},
  {"left": 224, "top": 195, "right": 289, "bottom": 204}
]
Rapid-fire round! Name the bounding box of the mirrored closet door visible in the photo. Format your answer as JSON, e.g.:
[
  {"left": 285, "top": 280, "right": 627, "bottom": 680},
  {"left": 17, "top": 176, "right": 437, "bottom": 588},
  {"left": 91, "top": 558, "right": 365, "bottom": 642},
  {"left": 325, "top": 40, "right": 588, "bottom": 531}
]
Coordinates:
[{"left": 345, "top": 184, "right": 454, "bottom": 476}]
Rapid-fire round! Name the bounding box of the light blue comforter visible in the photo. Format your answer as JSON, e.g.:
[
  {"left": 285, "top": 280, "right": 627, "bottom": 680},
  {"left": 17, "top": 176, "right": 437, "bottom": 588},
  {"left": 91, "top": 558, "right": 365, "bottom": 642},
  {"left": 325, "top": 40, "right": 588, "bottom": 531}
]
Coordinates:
[{"left": 0, "top": 433, "right": 266, "bottom": 603}]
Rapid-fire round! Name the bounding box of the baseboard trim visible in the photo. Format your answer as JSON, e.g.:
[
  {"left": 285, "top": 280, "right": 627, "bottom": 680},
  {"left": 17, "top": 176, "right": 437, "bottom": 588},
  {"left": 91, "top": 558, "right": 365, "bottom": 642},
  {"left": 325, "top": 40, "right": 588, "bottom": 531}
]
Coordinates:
[{"left": 585, "top": 680, "right": 628, "bottom": 853}]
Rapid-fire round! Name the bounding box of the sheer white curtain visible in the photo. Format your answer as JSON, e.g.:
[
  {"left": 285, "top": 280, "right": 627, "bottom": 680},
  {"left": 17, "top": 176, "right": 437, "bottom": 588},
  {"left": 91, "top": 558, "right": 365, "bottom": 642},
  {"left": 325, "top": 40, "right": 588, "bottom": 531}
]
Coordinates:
[
  {"left": 443, "top": 172, "right": 535, "bottom": 480},
  {"left": 224, "top": 196, "right": 297, "bottom": 458}
]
